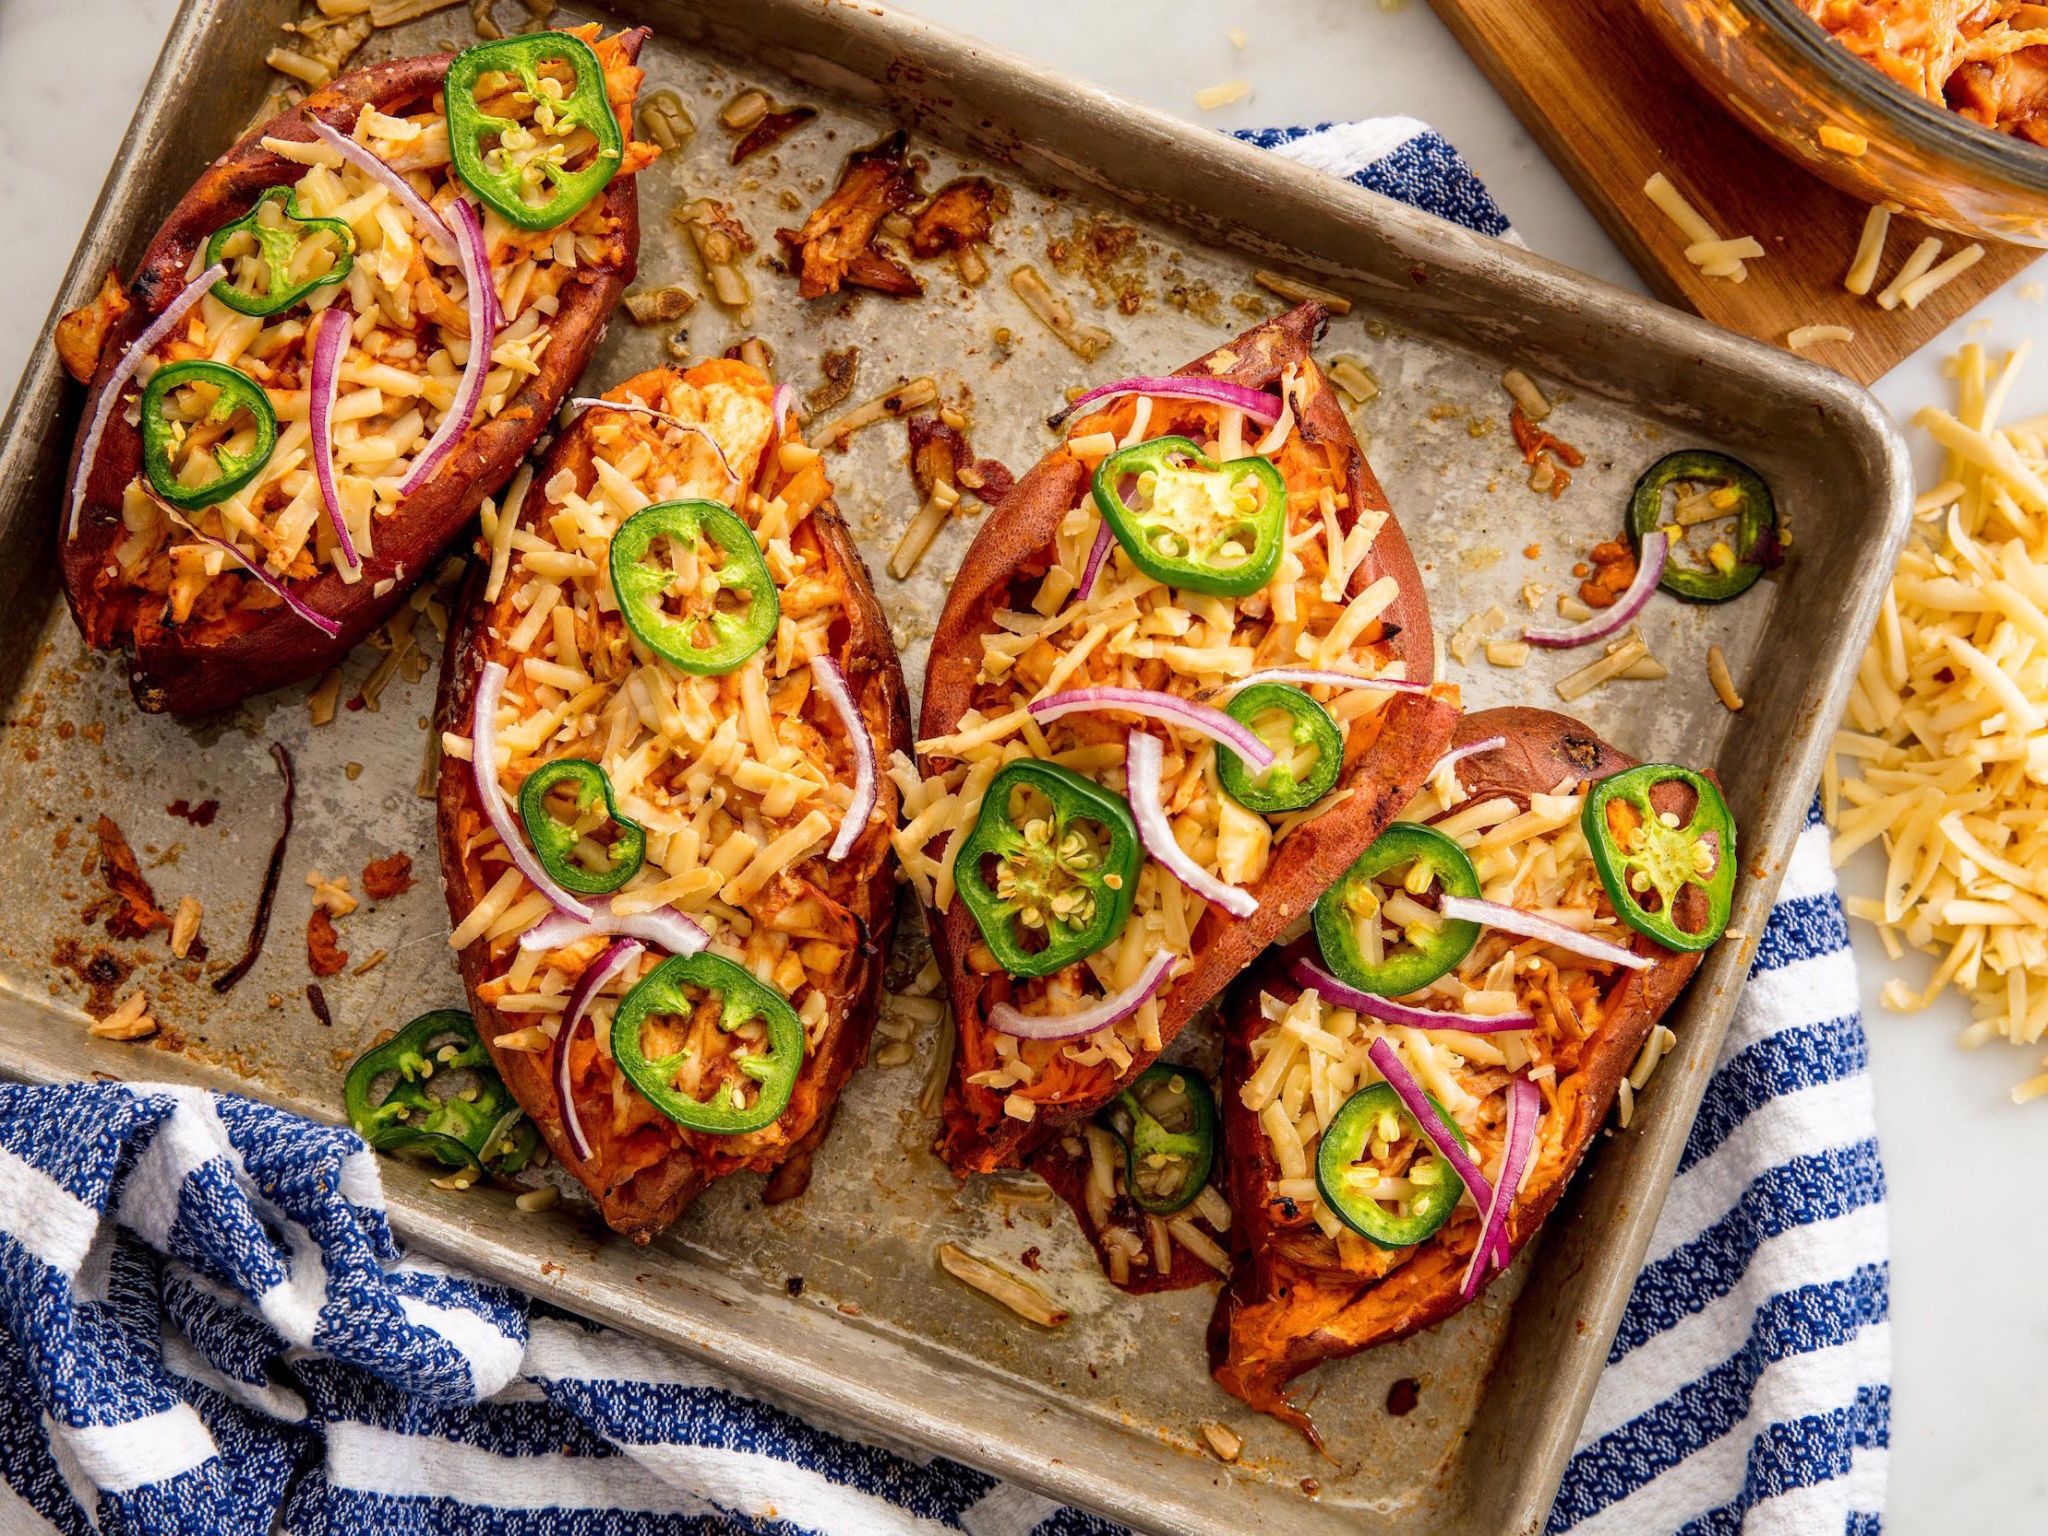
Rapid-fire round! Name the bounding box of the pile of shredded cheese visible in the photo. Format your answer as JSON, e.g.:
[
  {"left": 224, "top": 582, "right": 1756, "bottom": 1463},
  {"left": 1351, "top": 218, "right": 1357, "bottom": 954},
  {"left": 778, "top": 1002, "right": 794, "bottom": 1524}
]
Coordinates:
[{"left": 1828, "top": 340, "right": 2048, "bottom": 1102}]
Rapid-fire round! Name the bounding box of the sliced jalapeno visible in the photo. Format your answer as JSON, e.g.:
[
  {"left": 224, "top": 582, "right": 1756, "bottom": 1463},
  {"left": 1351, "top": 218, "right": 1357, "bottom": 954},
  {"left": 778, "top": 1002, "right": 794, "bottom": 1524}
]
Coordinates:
[
  {"left": 1314, "top": 823, "right": 1480, "bottom": 997},
  {"left": 609, "top": 499, "right": 778, "bottom": 675},
  {"left": 1090, "top": 434, "right": 1287, "bottom": 597},
  {"left": 1315, "top": 1082, "right": 1468, "bottom": 1248},
  {"left": 140, "top": 360, "right": 278, "bottom": 512},
  {"left": 447, "top": 33, "right": 625, "bottom": 231},
  {"left": 1627, "top": 450, "right": 1779, "bottom": 603},
  {"left": 344, "top": 1009, "right": 539, "bottom": 1177},
  {"left": 611, "top": 953, "right": 804, "bottom": 1135},
  {"left": 1583, "top": 764, "right": 1736, "bottom": 952},
  {"left": 204, "top": 186, "right": 355, "bottom": 318},
  {"left": 517, "top": 758, "right": 646, "bottom": 896},
  {"left": 1217, "top": 683, "right": 1343, "bottom": 814},
  {"left": 1104, "top": 1062, "right": 1217, "bottom": 1215},
  {"left": 953, "top": 760, "right": 1142, "bottom": 979}
]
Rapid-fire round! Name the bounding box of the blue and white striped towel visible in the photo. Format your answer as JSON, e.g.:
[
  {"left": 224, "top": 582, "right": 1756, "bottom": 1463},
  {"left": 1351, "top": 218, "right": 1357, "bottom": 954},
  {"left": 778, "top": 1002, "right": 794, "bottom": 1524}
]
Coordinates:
[{"left": 0, "top": 121, "right": 1886, "bottom": 1535}]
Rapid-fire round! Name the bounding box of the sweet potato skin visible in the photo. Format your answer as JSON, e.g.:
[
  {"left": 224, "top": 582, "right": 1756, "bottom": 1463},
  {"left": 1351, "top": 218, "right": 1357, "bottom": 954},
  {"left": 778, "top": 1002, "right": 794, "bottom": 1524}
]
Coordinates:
[
  {"left": 61, "top": 36, "right": 646, "bottom": 716},
  {"left": 1027, "top": 1109, "right": 1225, "bottom": 1295},
  {"left": 1208, "top": 708, "right": 1709, "bottom": 1440},
  {"left": 433, "top": 366, "right": 911, "bottom": 1243},
  {"left": 920, "top": 303, "right": 1455, "bottom": 1175}
]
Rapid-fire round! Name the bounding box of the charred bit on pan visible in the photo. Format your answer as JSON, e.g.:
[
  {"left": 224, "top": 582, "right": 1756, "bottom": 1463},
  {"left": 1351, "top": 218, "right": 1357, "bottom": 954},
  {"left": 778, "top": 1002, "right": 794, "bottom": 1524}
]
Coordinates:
[
  {"left": 1511, "top": 404, "right": 1585, "bottom": 498},
  {"left": 733, "top": 105, "right": 819, "bottom": 165},
  {"left": 809, "top": 346, "right": 860, "bottom": 414},
  {"left": 212, "top": 743, "right": 295, "bottom": 995},
  {"left": 777, "top": 131, "right": 922, "bottom": 300},
  {"left": 307, "top": 909, "right": 348, "bottom": 978},
  {"left": 305, "top": 982, "right": 335, "bottom": 1029},
  {"left": 94, "top": 815, "right": 170, "bottom": 940}
]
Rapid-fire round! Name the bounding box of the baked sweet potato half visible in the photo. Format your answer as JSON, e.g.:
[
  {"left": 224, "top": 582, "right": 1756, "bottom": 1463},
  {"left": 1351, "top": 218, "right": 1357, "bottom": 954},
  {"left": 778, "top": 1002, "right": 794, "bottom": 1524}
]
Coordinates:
[
  {"left": 907, "top": 302, "right": 1457, "bottom": 1176},
  {"left": 435, "top": 360, "right": 909, "bottom": 1241},
  {"left": 59, "top": 25, "right": 655, "bottom": 715},
  {"left": 1209, "top": 708, "right": 1726, "bottom": 1441}
]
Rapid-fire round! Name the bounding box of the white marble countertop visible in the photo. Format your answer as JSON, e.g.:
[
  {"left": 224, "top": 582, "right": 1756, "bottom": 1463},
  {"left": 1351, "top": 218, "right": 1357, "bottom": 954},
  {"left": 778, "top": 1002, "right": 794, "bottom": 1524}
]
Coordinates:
[{"left": 2, "top": 1, "right": 2042, "bottom": 1527}]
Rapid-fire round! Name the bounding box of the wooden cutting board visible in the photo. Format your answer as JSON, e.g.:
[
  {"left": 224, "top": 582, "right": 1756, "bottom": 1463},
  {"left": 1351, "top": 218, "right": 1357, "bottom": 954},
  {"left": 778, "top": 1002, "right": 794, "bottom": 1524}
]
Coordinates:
[{"left": 1429, "top": 0, "right": 2036, "bottom": 385}]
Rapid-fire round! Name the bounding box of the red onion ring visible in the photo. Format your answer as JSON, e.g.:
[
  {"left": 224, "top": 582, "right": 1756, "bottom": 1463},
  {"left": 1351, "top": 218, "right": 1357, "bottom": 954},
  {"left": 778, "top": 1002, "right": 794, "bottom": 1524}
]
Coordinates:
[
  {"left": 473, "top": 661, "right": 594, "bottom": 923},
  {"left": 1431, "top": 735, "right": 1508, "bottom": 778},
  {"left": 307, "top": 303, "right": 361, "bottom": 580},
  {"left": 1523, "top": 533, "right": 1669, "bottom": 648},
  {"left": 398, "top": 197, "right": 494, "bottom": 498},
  {"left": 770, "top": 383, "right": 798, "bottom": 438},
  {"left": 1072, "top": 519, "right": 1112, "bottom": 604},
  {"left": 1437, "top": 895, "right": 1652, "bottom": 971},
  {"left": 1126, "top": 730, "right": 1258, "bottom": 919},
  {"left": 1460, "top": 1075, "right": 1540, "bottom": 1297},
  {"left": 1288, "top": 958, "right": 1534, "bottom": 1033},
  {"left": 1030, "top": 686, "right": 1274, "bottom": 770},
  {"left": 181, "top": 526, "right": 340, "bottom": 638},
  {"left": 517, "top": 897, "right": 711, "bottom": 957},
  {"left": 554, "top": 938, "right": 643, "bottom": 1162},
  {"left": 809, "top": 654, "right": 876, "bottom": 861},
  {"left": 1219, "top": 666, "right": 1430, "bottom": 698},
  {"left": 1048, "top": 375, "right": 1282, "bottom": 432},
  {"left": 988, "top": 947, "right": 1177, "bottom": 1040},
  {"left": 567, "top": 397, "right": 737, "bottom": 487},
  {"left": 307, "top": 117, "right": 454, "bottom": 256},
  {"left": 1365, "top": 1037, "right": 1496, "bottom": 1237},
  {"left": 68, "top": 260, "right": 229, "bottom": 540}
]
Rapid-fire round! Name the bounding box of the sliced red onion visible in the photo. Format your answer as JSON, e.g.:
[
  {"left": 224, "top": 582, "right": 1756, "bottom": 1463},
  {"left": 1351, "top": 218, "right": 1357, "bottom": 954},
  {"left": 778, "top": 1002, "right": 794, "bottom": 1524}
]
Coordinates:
[
  {"left": 68, "top": 260, "right": 229, "bottom": 540},
  {"left": 988, "top": 947, "right": 1177, "bottom": 1040},
  {"left": 1431, "top": 735, "right": 1508, "bottom": 778},
  {"left": 1127, "top": 730, "right": 1258, "bottom": 919},
  {"left": 1030, "top": 686, "right": 1274, "bottom": 770},
  {"left": 1523, "top": 533, "right": 1668, "bottom": 648},
  {"left": 308, "top": 116, "right": 454, "bottom": 255},
  {"left": 398, "top": 197, "right": 494, "bottom": 498},
  {"left": 307, "top": 303, "right": 361, "bottom": 580},
  {"left": 1365, "top": 1037, "right": 1496, "bottom": 1235},
  {"left": 1289, "top": 958, "right": 1535, "bottom": 1033},
  {"left": 1460, "top": 1075, "right": 1540, "bottom": 1297},
  {"left": 809, "top": 654, "right": 876, "bottom": 861},
  {"left": 1048, "top": 375, "right": 1283, "bottom": 432},
  {"left": 555, "top": 938, "right": 643, "bottom": 1161},
  {"left": 567, "top": 396, "right": 737, "bottom": 487},
  {"left": 473, "top": 661, "right": 594, "bottom": 923},
  {"left": 1219, "top": 666, "right": 1430, "bottom": 698},
  {"left": 1072, "top": 519, "right": 1113, "bottom": 604},
  {"left": 183, "top": 527, "right": 340, "bottom": 637},
  {"left": 1437, "top": 895, "right": 1652, "bottom": 972},
  {"left": 517, "top": 896, "right": 711, "bottom": 957},
  {"left": 770, "top": 383, "right": 798, "bottom": 437}
]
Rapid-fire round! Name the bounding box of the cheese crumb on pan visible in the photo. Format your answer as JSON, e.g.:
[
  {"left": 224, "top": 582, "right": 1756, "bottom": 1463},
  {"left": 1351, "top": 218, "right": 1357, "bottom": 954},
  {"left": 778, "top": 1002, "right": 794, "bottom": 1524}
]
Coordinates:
[
  {"left": 1195, "top": 80, "right": 1252, "bottom": 111},
  {"left": 1829, "top": 339, "right": 2048, "bottom": 1102}
]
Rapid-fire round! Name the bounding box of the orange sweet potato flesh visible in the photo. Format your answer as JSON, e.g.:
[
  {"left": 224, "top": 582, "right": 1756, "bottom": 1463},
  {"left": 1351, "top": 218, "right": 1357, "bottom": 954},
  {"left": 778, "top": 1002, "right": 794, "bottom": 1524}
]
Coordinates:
[
  {"left": 434, "top": 363, "right": 911, "bottom": 1243},
  {"left": 60, "top": 32, "right": 648, "bottom": 716},
  {"left": 1207, "top": 707, "right": 1710, "bottom": 1442},
  {"left": 920, "top": 303, "right": 1456, "bottom": 1176}
]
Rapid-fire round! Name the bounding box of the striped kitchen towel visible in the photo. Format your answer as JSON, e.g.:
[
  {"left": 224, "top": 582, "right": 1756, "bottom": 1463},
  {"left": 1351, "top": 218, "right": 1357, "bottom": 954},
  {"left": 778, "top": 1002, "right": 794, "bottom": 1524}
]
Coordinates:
[{"left": 0, "top": 115, "right": 1884, "bottom": 1533}]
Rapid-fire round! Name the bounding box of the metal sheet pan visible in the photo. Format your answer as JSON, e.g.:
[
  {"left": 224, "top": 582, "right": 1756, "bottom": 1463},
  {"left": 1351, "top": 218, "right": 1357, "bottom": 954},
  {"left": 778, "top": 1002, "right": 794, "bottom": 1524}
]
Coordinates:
[{"left": 0, "top": 1, "right": 1910, "bottom": 1530}]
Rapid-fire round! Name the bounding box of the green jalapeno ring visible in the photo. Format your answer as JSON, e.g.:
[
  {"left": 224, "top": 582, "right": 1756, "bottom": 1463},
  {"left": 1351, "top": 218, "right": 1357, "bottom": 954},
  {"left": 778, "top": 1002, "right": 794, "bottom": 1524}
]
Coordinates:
[
  {"left": 343, "top": 1009, "right": 539, "bottom": 1177},
  {"left": 1582, "top": 764, "right": 1737, "bottom": 953},
  {"left": 1106, "top": 1062, "right": 1218, "bottom": 1216},
  {"left": 1627, "top": 450, "right": 1778, "bottom": 604},
  {"left": 611, "top": 953, "right": 805, "bottom": 1135},
  {"left": 139, "top": 360, "right": 280, "bottom": 512},
  {"left": 1313, "top": 822, "right": 1481, "bottom": 997},
  {"left": 517, "top": 758, "right": 646, "bottom": 896},
  {"left": 204, "top": 186, "right": 356, "bottom": 318},
  {"left": 1314, "top": 1082, "right": 1469, "bottom": 1249},
  {"left": 1090, "top": 434, "right": 1288, "bottom": 598},
  {"left": 952, "top": 760, "right": 1143, "bottom": 979},
  {"left": 609, "top": 499, "right": 779, "bottom": 676},
  {"left": 1217, "top": 683, "right": 1344, "bottom": 815},
  {"left": 447, "top": 33, "right": 625, "bottom": 232}
]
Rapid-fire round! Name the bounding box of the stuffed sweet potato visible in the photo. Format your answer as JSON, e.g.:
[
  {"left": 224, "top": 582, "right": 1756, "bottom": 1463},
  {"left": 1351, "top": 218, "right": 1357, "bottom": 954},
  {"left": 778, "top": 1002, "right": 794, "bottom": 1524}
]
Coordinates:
[
  {"left": 434, "top": 360, "right": 909, "bottom": 1241},
  {"left": 907, "top": 303, "right": 1457, "bottom": 1176},
  {"left": 1209, "top": 708, "right": 1730, "bottom": 1441},
  {"left": 59, "top": 26, "right": 656, "bottom": 715}
]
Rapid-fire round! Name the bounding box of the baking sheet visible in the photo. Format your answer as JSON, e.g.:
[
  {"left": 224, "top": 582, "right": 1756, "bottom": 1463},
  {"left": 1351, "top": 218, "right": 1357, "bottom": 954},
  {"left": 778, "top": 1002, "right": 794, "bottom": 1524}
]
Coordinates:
[{"left": 0, "top": 1, "right": 1911, "bottom": 1531}]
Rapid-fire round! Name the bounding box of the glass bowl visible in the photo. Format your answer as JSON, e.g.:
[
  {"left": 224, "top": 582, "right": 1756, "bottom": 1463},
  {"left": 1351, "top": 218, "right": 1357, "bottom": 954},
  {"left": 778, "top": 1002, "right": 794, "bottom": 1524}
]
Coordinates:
[{"left": 1637, "top": 0, "right": 2048, "bottom": 245}]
